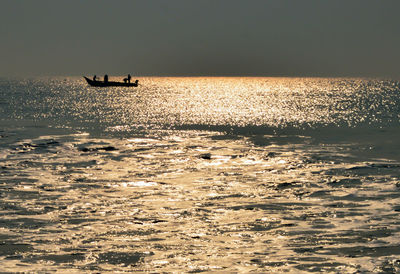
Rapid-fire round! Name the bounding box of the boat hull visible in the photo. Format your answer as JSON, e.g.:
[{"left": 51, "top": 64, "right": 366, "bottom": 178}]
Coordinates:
[{"left": 84, "top": 76, "right": 138, "bottom": 87}]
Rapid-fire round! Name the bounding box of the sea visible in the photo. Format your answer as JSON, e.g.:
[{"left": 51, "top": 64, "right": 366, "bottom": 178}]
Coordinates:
[{"left": 1, "top": 76, "right": 400, "bottom": 272}]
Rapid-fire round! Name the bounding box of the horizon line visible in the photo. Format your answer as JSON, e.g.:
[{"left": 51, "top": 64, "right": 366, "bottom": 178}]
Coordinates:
[{"left": 1, "top": 74, "right": 399, "bottom": 80}]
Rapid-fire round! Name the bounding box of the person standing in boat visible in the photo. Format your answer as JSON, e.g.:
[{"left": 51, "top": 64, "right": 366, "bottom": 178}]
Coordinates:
[
  {"left": 127, "top": 74, "right": 131, "bottom": 83},
  {"left": 104, "top": 74, "right": 108, "bottom": 83},
  {"left": 93, "top": 75, "right": 97, "bottom": 81}
]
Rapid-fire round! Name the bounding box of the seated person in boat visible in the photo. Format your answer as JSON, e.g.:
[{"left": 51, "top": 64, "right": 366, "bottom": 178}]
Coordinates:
[{"left": 123, "top": 74, "right": 132, "bottom": 83}]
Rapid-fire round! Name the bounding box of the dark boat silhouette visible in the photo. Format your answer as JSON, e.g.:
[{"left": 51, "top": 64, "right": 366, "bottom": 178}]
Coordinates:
[{"left": 84, "top": 76, "right": 139, "bottom": 87}]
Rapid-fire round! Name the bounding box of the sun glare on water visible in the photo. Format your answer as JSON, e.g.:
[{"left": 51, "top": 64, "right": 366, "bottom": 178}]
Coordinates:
[{"left": 1, "top": 77, "right": 400, "bottom": 272}]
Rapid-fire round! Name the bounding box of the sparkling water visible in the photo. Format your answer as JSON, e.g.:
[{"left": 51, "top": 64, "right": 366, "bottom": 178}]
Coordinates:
[{"left": 1, "top": 77, "right": 400, "bottom": 272}]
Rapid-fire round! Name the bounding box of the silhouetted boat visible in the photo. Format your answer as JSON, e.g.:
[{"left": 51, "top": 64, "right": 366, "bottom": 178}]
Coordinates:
[{"left": 83, "top": 76, "right": 139, "bottom": 87}]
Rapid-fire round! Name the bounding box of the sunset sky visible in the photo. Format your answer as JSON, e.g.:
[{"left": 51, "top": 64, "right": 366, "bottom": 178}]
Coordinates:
[{"left": 1, "top": 0, "right": 400, "bottom": 77}]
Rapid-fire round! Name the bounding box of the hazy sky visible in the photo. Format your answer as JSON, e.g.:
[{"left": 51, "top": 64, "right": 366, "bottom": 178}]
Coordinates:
[{"left": 1, "top": 0, "right": 400, "bottom": 77}]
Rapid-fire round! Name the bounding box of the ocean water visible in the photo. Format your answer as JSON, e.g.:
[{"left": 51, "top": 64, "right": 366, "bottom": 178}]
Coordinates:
[{"left": 1, "top": 76, "right": 400, "bottom": 272}]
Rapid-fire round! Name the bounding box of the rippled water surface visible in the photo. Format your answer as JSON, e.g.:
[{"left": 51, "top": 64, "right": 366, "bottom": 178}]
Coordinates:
[{"left": 1, "top": 77, "right": 400, "bottom": 272}]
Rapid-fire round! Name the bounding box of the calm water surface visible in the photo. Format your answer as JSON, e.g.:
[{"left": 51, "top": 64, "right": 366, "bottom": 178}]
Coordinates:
[{"left": 1, "top": 77, "right": 400, "bottom": 272}]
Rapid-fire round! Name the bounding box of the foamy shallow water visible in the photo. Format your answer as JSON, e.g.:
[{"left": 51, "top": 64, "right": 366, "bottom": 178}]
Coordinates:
[{"left": 1, "top": 77, "right": 400, "bottom": 272}]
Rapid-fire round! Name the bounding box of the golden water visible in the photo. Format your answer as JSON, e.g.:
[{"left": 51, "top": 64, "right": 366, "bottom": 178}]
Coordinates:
[{"left": 1, "top": 77, "right": 400, "bottom": 272}]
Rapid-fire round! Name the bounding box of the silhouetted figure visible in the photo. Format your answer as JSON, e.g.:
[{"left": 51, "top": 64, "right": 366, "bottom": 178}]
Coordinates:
[
  {"left": 134, "top": 80, "right": 139, "bottom": 85},
  {"left": 104, "top": 74, "right": 108, "bottom": 83},
  {"left": 93, "top": 75, "right": 97, "bottom": 81},
  {"left": 127, "top": 74, "right": 131, "bottom": 83}
]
